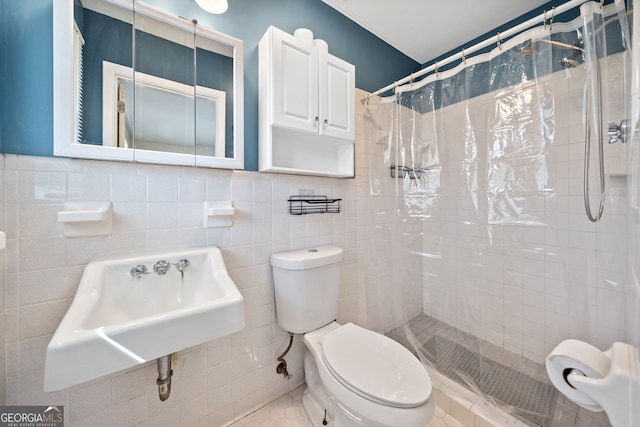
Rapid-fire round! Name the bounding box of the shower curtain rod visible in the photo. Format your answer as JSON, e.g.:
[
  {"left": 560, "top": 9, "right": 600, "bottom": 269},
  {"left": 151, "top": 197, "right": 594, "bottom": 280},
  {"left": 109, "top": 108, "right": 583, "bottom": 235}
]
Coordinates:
[{"left": 366, "top": 0, "right": 593, "bottom": 99}]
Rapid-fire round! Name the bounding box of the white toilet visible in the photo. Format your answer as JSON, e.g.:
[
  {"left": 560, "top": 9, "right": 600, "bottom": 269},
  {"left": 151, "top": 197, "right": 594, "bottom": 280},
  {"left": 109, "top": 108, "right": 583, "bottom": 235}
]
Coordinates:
[{"left": 271, "top": 246, "right": 434, "bottom": 427}]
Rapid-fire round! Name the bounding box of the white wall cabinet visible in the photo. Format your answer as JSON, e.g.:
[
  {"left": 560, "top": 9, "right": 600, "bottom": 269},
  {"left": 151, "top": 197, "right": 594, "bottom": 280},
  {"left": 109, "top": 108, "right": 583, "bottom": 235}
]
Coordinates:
[{"left": 259, "top": 26, "right": 355, "bottom": 177}]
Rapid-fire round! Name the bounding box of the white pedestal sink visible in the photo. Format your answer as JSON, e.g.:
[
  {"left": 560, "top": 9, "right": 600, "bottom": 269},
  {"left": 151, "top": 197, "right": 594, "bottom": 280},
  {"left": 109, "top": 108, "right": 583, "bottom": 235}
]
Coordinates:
[{"left": 44, "top": 247, "right": 244, "bottom": 392}]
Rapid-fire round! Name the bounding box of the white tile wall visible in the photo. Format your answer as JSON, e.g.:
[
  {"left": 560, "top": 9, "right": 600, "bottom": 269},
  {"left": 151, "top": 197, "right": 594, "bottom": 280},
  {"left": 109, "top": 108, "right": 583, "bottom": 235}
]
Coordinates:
[
  {"left": 3, "top": 153, "right": 359, "bottom": 425},
  {"left": 354, "top": 91, "right": 425, "bottom": 335}
]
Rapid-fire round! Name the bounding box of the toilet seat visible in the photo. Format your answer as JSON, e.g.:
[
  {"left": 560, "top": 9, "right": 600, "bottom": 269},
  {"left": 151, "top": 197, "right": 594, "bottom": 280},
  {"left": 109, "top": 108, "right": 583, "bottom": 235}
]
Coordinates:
[{"left": 321, "top": 323, "right": 431, "bottom": 408}]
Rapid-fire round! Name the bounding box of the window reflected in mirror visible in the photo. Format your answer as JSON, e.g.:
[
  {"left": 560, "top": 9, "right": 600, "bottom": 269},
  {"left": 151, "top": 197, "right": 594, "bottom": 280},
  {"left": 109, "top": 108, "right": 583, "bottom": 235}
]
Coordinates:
[{"left": 102, "top": 62, "right": 225, "bottom": 156}]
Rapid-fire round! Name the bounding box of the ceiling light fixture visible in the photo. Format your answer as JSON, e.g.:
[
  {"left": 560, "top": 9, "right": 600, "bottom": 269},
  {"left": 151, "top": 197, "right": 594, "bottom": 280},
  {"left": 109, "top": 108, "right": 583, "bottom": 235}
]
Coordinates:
[{"left": 195, "top": 0, "right": 228, "bottom": 14}]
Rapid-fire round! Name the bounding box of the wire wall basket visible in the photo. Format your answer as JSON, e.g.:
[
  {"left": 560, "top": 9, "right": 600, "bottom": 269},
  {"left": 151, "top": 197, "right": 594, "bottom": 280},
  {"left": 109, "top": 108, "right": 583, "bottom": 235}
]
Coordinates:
[
  {"left": 288, "top": 195, "right": 342, "bottom": 215},
  {"left": 390, "top": 165, "right": 423, "bottom": 179},
  {"left": 390, "top": 165, "right": 441, "bottom": 179}
]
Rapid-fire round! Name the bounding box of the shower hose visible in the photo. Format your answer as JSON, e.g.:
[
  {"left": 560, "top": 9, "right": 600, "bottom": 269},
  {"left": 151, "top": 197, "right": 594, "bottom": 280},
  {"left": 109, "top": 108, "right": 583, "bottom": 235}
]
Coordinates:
[{"left": 583, "top": 59, "right": 606, "bottom": 223}]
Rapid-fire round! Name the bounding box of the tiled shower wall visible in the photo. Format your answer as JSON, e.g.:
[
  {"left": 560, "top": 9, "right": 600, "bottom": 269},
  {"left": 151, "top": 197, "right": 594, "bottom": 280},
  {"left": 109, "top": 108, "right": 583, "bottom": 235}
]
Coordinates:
[
  {"left": 2, "top": 153, "right": 364, "bottom": 425},
  {"left": 420, "top": 55, "right": 630, "bottom": 364},
  {"left": 355, "top": 92, "right": 425, "bottom": 335}
]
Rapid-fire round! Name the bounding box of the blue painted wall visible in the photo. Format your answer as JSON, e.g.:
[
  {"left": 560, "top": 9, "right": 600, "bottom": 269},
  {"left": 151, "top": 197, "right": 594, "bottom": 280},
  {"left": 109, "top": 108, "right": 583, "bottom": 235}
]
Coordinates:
[
  {"left": 0, "top": 0, "right": 54, "bottom": 157},
  {"left": 0, "top": 0, "right": 420, "bottom": 171}
]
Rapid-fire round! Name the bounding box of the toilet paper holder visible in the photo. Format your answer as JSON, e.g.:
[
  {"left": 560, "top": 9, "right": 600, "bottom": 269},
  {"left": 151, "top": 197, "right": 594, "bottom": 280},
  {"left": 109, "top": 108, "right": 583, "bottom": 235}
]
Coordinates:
[
  {"left": 563, "top": 368, "right": 586, "bottom": 388},
  {"left": 546, "top": 340, "right": 640, "bottom": 427}
]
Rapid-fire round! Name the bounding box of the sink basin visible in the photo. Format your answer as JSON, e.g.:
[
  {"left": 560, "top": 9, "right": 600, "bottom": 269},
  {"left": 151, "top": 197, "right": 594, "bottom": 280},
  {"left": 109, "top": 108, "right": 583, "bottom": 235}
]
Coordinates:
[{"left": 44, "top": 247, "right": 244, "bottom": 391}]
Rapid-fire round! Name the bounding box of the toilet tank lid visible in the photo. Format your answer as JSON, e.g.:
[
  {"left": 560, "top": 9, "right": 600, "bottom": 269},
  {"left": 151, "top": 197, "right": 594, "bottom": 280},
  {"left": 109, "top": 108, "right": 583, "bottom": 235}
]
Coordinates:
[{"left": 271, "top": 246, "right": 343, "bottom": 270}]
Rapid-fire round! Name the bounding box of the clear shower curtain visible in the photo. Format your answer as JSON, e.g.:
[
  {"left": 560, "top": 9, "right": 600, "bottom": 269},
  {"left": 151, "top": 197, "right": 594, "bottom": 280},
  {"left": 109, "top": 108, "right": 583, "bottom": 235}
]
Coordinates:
[{"left": 362, "top": 1, "right": 631, "bottom": 425}]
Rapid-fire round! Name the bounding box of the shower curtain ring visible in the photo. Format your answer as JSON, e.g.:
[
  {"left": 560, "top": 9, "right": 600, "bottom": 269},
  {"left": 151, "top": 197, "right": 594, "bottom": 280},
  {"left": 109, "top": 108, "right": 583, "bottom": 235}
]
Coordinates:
[
  {"left": 550, "top": 7, "right": 555, "bottom": 29},
  {"left": 600, "top": 0, "right": 604, "bottom": 8},
  {"left": 461, "top": 48, "right": 466, "bottom": 64},
  {"left": 496, "top": 32, "right": 502, "bottom": 50},
  {"left": 543, "top": 10, "right": 547, "bottom": 29},
  {"left": 435, "top": 61, "right": 439, "bottom": 77}
]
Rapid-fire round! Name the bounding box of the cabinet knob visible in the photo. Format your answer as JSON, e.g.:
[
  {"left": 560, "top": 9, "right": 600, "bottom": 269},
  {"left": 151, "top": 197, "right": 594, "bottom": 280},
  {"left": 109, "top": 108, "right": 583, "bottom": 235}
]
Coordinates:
[
  {"left": 314, "top": 116, "right": 319, "bottom": 122},
  {"left": 323, "top": 119, "right": 328, "bottom": 126}
]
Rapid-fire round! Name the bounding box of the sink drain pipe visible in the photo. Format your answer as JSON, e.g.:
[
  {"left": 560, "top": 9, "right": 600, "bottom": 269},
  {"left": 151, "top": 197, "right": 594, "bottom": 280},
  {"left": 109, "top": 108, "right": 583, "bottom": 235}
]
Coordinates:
[{"left": 157, "top": 354, "right": 173, "bottom": 401}]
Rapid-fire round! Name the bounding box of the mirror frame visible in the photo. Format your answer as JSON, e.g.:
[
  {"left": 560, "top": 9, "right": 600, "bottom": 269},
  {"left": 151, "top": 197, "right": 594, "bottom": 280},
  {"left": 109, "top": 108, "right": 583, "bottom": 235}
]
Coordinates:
[{"left": 53, "top": 0, "right": 244, "bottom": 169}]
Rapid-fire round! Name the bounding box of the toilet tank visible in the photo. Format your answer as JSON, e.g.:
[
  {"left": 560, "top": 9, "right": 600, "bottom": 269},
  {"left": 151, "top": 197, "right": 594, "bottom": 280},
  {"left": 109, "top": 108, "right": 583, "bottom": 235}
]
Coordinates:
[{"left": 271, "top": 246, "right": 343, "bottom": 334}]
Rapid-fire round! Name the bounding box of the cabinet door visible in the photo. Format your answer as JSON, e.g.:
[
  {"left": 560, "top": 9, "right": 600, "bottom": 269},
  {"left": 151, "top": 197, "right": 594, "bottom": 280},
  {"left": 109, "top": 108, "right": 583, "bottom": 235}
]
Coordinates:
[
  {"left": 319, "top": 52, "right": 355, "bottom": 140},
  {"left": 272, "top": 29, "right": 319, "bottom": 132}
]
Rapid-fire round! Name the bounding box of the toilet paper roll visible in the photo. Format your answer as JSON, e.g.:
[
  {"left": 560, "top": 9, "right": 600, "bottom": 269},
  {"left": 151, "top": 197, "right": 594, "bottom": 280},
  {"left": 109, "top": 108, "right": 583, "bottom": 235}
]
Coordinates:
[
  {"left": 293, "top": 28, "right": 314, "bottom": 44},
  {"left": 545, "top": 339, "right": 611, "bottom": 411}
]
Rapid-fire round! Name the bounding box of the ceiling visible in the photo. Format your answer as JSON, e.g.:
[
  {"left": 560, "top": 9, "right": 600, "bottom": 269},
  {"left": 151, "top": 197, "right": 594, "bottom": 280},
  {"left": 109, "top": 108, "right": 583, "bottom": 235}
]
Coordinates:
[{"left": 321, "top": 0, "right": 550, "bottom": 64}]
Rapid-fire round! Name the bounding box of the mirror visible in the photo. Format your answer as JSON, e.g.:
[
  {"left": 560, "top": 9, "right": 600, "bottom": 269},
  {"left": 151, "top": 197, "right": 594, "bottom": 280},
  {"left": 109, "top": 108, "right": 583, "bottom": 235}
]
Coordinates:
[{"left": 53, "top": 0, "right": 244, "bottom": 169}]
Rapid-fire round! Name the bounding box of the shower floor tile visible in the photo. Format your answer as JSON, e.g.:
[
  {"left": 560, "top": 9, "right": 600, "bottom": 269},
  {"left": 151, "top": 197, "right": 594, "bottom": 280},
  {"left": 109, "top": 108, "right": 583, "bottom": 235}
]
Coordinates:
[{"left": 388, "top": 313, "right": 611, "bottom": 427}]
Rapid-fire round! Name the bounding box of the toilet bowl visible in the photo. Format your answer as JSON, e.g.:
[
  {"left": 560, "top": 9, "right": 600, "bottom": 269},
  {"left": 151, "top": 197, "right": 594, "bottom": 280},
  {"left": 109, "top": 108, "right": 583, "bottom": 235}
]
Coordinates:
[
  {"left": 302, "top": 322, "right": 434, "bottom": 427},
  {"left": 270, "top": 246, "right": 434, "bottom": 427}
]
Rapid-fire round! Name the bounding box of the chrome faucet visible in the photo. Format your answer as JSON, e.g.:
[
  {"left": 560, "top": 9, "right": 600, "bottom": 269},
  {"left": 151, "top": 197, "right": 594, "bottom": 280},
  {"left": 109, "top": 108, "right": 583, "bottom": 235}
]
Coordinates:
[
  {"left": 173, "top": 259, "right": 190, "bottom": 279},
  {"left": 130, "top": 264, "right": 151, "bottom": 280},
  {"left": 608, "top": 119, "right": 630, "bottom": 144},
  {"left": 173, "top": 259, "right": 190, "bottom": 273},
  {"left": 131, "top": 259, "right": 189, "bottom": 280},
  {"left": 153, "top": 260, "right": 171, "bottom": 275}
]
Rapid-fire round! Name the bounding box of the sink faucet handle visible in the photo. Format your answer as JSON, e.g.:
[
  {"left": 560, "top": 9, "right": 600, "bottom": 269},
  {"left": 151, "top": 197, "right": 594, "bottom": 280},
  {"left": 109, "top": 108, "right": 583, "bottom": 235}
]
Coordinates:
[
  {"left": 173, "top": 259, "right": 191, "bottom": 273},
  {"left": 130, "top": 264, "right": 151, "bottom": 280},
  {"left": 153, "top": 260, "right": 171, "bottom": 275}
]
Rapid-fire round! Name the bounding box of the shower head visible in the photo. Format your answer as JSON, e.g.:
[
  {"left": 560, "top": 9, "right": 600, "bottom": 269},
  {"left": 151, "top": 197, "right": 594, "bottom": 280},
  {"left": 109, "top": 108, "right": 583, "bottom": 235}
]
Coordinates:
[{"left": 560, "top": 57, "right": 580, "bottom": 68}]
